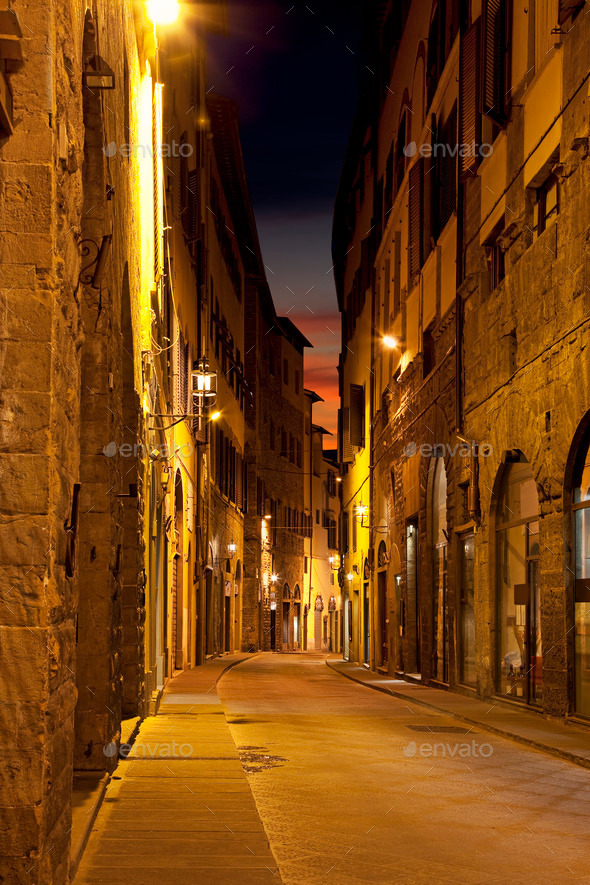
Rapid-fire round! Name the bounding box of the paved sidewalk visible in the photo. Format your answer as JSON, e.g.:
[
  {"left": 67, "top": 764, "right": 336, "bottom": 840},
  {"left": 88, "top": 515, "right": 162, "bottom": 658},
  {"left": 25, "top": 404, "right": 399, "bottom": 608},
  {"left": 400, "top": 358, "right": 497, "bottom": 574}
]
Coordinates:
[
  {"left": 327, "top": 657, "right": 590, "bottom": 769},
  {"left": 75, "top": 653, "right": 281, "bottom": 884}
]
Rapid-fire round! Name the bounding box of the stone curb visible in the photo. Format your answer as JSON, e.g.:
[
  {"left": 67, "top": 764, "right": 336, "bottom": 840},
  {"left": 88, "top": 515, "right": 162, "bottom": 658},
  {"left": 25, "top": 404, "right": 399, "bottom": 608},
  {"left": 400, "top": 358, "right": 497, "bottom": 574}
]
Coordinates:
[
  {"left": 70, "top": 773, "right": 110, "bottom": 882},
  {"left": 215, "top": 651, "right": 261, "bottom": 685},
  {"left": 326, "top": 658, "right": 590, "bottom": 771}
]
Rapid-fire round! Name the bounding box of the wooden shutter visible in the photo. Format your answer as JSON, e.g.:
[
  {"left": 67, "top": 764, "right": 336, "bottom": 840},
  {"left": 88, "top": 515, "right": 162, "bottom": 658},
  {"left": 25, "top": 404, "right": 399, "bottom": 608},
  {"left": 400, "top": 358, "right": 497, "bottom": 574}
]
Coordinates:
[
  {"left": 459, "top": 20, "right": 481, "bottom": 179},
  {"left": 481, "top": 0, "right": 506, "bottom": 124},
  {"left": 350, "top": 384, "right": 365, "bottom": 448},
  {"left": 341, "top": 407, "right": 353, "bottom": 463},
  {"left": 236, "top": 452, "right": 243, "bottom": 509},
  {"left": 215, "top": 426, "right": 222, "bottom": 488},
  {"left": 423, "top": 124, "right": 435, "bottom": 263},
  {"left": 187, "top": 169, "right": 199, "bottom": 241},
  {"left": 438, "top": 104, "right": 457, "bottom": 233},
  {"left": 408, "top": 160, "right": 423, "bottom": 280}
]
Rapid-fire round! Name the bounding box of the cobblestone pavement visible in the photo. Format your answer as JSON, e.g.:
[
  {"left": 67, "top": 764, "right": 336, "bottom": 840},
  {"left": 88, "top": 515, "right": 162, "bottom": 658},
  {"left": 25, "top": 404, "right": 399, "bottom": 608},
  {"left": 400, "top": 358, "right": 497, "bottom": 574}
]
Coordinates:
[{"left": 218, "top": 653, "right": 590, "bottom": 885}]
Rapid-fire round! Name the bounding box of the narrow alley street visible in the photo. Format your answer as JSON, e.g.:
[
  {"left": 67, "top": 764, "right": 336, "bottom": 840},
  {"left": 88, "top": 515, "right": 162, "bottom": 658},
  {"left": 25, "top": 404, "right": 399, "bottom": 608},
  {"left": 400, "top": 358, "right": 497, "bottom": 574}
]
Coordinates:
[{"left": 78, "top": 654, "right": 590, "bottom": 885}]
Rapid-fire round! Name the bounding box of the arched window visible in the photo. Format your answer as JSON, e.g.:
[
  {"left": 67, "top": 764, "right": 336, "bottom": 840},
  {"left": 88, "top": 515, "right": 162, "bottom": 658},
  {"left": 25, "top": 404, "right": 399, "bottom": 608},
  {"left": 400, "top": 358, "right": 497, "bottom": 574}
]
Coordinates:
[
  {"left": 432, "top": 458, "right": 448, "bottom": 682},
  {"left": 572, "top": 428, "right": 590, "bottom": 716},
  {"left": 496, "top": 457, "right": 540, "bottom": 704}
]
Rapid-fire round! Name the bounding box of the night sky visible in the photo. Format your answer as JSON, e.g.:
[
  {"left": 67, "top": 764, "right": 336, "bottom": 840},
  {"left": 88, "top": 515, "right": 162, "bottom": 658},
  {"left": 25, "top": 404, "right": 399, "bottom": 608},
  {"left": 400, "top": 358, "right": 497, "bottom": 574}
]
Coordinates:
[{"left": 207, "top": 0, "right": 364, "bottom": 433}]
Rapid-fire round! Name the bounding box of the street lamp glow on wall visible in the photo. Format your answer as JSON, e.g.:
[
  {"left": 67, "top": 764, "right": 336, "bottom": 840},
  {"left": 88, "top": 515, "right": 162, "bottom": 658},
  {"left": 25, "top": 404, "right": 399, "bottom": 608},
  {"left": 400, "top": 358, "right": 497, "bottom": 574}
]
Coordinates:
[{"left": 146, "top": 0, "right": 180, "bottom": 25}]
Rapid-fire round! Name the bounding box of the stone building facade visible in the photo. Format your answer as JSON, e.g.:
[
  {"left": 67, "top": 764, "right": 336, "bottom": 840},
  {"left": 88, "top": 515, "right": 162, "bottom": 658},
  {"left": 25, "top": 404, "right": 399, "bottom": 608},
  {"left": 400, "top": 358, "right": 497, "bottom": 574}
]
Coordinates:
[
  {"left": 335, "top": 0, "right": 590, "bottom": 721},
  {"left": 243, "top": 289, "right": 311, "bottom": 653},
  {"left": 0, "top": 0, "right": 311, "bottom": 880}
]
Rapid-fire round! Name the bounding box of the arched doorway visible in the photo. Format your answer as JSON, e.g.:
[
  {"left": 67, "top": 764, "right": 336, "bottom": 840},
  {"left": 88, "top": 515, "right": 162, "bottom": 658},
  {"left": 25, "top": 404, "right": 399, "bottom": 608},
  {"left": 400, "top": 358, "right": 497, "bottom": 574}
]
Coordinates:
[
  {"left": 282, "top": 584, "right": 291, "bottom": 648},
  {"left": 173, "top": 471, "right": 184, "bottom": 670},
  {"left": 234, "top": 560, "right": 242, "bottom": 651},
  {"left": 431, "top": 458, "right": 448, "bottom": 683},
  {"left": 494, "top": 455, "right": 541, "bottom": 704},
  {"left": 224, "top": 558, "right": 232, "bottom": 652},
  {"left": 569, "top": 423, "right": 590, "bottom": 717},
  {"left": 363, "top": 557, "right": 370, "bottom": 665},
  {"left": 377, "top": 540, "right": 389, "bottom": 669},
  {"left": 293, "top": 585, "right": 301, "bottom": 649}
]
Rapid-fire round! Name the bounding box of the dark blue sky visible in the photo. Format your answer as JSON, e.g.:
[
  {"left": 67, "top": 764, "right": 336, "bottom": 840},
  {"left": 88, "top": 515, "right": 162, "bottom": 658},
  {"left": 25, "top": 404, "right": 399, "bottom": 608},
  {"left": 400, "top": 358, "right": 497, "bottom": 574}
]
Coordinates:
[{"left": 207, "top": 0, "right": 363, "bottom": 430}]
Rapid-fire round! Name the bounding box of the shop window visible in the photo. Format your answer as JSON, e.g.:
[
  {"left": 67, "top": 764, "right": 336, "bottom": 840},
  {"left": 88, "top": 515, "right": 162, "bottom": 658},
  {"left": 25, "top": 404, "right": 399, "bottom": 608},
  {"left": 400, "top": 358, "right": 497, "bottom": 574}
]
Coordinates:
[
  {"left": 432, "top": 458, "right": 449, "bottom": 683},
  {"left": 495, "top": 457, "right": 541, "bottom": 705},
  {"left": 572, "top": 426, "right": 590, "bottom": 717}
]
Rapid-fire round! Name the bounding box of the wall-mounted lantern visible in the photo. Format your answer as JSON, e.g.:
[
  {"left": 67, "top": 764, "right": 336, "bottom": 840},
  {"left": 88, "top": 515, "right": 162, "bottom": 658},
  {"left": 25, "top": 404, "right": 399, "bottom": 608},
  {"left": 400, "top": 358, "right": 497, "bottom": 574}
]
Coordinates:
[
  {"left": 160, "top": 464, "right": 170, "bottom": 492},
  {"left": 192, "top": 358, "right": 217, "bottom": 406},
  {"left": 228, "top": 540, "right": 237, "bottom": 557}
]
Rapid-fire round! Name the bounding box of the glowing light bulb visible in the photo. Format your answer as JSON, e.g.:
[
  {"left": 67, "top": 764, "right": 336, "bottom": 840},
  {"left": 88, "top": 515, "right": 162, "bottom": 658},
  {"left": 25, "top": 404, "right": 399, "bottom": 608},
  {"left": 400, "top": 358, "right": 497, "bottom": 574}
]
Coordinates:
[
  {"left": 383, "top": 335, "right": 398, "bottom": 349},
  {"left": 211, "top": 411, "right": 221, "bottom": 421}
]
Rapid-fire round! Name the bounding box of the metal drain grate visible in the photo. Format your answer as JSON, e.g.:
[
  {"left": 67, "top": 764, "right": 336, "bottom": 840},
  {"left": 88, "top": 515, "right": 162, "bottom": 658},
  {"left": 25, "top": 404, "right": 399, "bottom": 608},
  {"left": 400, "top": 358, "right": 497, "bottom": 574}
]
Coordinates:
[{"left": 406, "top": 725, "right": 474, "bottom": 733}]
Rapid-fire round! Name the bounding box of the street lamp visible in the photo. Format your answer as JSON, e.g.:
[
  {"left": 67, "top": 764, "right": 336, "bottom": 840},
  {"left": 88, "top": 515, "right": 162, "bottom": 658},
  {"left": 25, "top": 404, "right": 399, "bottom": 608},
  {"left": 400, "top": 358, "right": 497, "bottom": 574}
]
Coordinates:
[
  {"left": 383, "top": 335, "right": 398, "bottom": 349},
  {"left": 270, "top": 573, "right": 278, "bottom": 584},
  {"left": 146, "top": 0, "right": 180, "bottom": 25},
  {"left": 192, "top": 359, "right": 218, "bottom": 406}
]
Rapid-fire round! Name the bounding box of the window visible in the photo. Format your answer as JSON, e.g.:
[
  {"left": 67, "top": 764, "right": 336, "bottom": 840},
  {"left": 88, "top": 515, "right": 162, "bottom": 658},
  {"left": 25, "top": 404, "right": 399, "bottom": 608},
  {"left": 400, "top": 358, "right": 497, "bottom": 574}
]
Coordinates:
[
  {"left": 304, "top": 556, "right": 309, "bottom": 574},
  {"left": 283, "top": 358, "right": 289, "bottom": 385},
  {"left": 280, "top": 429, "right": 288, "bottom": 458},
  {"left": 350, "top": 384, "right": 365, "bottom": 449},
  {"left": 327, "top": 518, "right": 337, "bottom": 551},
  {"left": 535, "top": 174, "right": 559, "bottom": 236},
  {"left": 342, "top": 510, "right": 349, "bottom": 554},
  {"left": 486, "top": 219, "right": 506, "bottom": 290},
  {"left": 426, "top": 3, "right": 445, "bottom": 108},
  {"left": 436, "top": 104, "right": 457, "bottom": 235},
  {"left": 459, "top": 19, "right": 481, "bottom": 180},
  {"left": 294, "top": 370, "right": 300, "bottom": 395},
  {"left": 394, "top": 109, "right": 408, "bottom": 195},
  {"left": 422, "top": 322, "right": 436, "bottom": 379},
  {"left": 408, "top": 159, "right": 424, "bottom": 280},
  {"left": 496, "top": 458, "right": 541, "bottom": 704},
  {"left": 489, "top": 240, "right": 505, "bottom": 290},
  {"left": 481, "top": 0, "right": 510, "bottom": 126},
  {"left": 316, "top": 509, "right": 320, "bottom": 525},
  {"left": 432, "top": 458, "right": 449, "bottom": 683},
  {"left": 327, "top": 471, "right": 336, "bottom": 497},
  {"left": 296, "top": 439, "right": 302, "bottom": 468},
  {"left": 289, "top": 434, "right": 295, "bottom": 463},
  {"left": 270, "top": 420, "right": 275, "bottom": 451}
]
